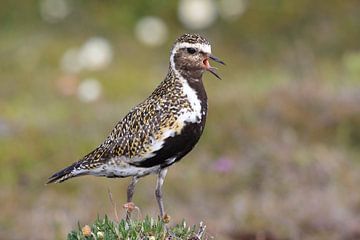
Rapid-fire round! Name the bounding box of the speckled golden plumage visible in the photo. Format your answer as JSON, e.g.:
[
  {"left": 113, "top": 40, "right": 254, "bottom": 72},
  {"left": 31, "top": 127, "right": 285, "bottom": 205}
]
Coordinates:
[
  {"left": 77, "top": 69, "right": 193, "bottom": 167},
  {"left": 48, "top": 33, "right": 224, "bottom": 218}
]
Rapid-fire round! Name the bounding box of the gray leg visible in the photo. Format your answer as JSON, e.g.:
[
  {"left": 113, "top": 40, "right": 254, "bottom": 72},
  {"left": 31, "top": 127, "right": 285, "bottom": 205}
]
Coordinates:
[
  {"left": 155, "top": 168, "right": 168, "bottom": 218},
  {"left": 127, "top": 176, "right": 138, "bottom": 202},
  {"left": 126, "top": 176, "right": 138, "bottom": 220}
]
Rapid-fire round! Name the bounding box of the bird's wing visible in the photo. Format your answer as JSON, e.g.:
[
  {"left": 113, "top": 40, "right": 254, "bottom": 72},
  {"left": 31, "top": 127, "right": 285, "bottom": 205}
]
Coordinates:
[
  {"left": 79, "top": 96, "right": 197, "bottom": 169},
  {"left": 107, "top": 100, "right": 179, "bottom": 161},
  {"left": 70, "top": 98, "right": 166, "bottom": 166}
]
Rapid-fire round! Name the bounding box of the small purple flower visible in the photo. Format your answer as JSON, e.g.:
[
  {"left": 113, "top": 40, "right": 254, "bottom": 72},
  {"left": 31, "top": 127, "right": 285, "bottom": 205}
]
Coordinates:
[{"left": 212, "top": 157, "right": 234, "bottom": 173}]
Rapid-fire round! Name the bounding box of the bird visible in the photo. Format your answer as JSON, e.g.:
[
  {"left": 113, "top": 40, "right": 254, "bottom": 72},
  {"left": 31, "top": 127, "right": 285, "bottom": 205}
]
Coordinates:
[{"left": 47, "top": 33, "right": 225, "bottom": 219}]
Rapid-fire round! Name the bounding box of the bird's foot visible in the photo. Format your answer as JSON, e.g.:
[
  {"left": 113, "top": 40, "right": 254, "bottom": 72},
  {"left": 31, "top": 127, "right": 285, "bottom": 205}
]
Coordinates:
[
  {"left": 162, "top": 213, "right": 171, "bottom": 223},
  {"left": 123, "top": 202, "right": 141, "bottom": 222},
  {"left": 123, "top": 202, "right": 135, "bottom": 222},
  {"left": 123, "top": 202, "right": 136, "bottom": 212}
]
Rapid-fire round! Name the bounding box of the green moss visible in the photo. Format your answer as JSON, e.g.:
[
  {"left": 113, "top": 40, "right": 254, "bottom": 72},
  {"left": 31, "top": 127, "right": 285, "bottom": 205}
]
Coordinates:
[{"left": 67, "top": 215, "right": 209, "bottom": 240}]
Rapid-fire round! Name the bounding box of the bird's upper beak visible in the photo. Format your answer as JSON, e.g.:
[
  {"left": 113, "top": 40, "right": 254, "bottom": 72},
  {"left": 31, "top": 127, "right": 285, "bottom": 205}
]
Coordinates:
[{"left": 203, "top": 54, "right": 225, "bottom": 80}]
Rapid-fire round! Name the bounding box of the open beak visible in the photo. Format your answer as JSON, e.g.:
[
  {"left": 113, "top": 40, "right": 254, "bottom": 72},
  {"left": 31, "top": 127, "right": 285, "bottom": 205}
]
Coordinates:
[{"left": 203, "top": 54, "right": 225, "bottom": 80}]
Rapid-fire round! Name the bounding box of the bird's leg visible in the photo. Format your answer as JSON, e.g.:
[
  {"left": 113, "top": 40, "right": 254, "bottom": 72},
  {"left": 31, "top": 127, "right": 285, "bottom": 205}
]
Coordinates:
[
  {"left": 155, "top": 168, "right": 168, "bottom": 220},
  {"left": 125, "top": 176, "right": 138, "bottom": 221},
  {"left": 127, "top": 176, "right": 138, "bottom": 202}
]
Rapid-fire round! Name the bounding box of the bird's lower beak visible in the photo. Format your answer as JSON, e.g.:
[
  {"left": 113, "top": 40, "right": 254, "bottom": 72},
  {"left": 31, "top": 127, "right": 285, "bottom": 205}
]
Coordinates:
[{"left": 203, "top": 54, "right": 225, "bottom": 80}]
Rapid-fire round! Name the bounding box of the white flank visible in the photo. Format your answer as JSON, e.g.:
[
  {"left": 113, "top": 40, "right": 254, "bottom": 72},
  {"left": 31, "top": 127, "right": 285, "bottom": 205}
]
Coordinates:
[
  {"left": 110, "top": 164, "right": 160, "bottom": 177},
  {"left": 87, "top": 156, "right": 161, "bottom": 177}
]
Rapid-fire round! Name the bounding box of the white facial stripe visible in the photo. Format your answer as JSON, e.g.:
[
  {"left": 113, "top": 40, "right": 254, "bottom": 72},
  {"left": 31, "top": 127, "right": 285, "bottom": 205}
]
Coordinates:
[
  {"left": 170, "top": 42, "right": 211, "bottom": 69},
  {"left": 173, "top": 42, "right": 211, "bottom": 54}
]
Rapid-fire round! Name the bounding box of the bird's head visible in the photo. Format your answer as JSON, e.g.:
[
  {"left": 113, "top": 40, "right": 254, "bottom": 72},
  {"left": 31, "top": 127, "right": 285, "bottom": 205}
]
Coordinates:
[{"left": 170, "top": 33, "right": 225, "bottom": 80}]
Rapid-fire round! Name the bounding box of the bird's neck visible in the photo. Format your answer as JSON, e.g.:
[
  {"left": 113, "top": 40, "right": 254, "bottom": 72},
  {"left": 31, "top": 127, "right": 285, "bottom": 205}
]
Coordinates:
[
  {"left": 167, "top": 65, "right": 204, "bottom": 88},
  {"left": 178, "top": 69, "right": 204, "bottom": 82},
  {"left": 168, "top": 66, "right": 208, "bottom": 111}
]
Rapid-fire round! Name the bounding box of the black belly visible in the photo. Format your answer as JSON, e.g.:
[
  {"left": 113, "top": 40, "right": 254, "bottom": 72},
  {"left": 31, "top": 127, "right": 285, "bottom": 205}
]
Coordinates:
[{"left": 131, "top": 121, "right": 205, "bottom": 168}]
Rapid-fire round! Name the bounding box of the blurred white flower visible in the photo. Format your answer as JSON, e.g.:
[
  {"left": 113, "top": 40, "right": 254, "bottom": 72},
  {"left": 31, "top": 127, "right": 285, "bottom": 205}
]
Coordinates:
[
  {"left": 77, "top": 78, "right": 102, "bottom": 103},
  {"left": 219, "top": 0, "right": 247, "bottom": 21},
  {"left": 135, "top": 16, "right": 168, "bottom": 47},
  {"left": 40, "top": 0, "right": 70, "bottom": 23},
  {"left": 60, "top": 37, "right": 113, "bottom": 73},
  {"left": 178, "top": 0, "right": 217, "bottom": 30},
  {"left": 78, "top": 37, "right": 113, "bottom": 71}
]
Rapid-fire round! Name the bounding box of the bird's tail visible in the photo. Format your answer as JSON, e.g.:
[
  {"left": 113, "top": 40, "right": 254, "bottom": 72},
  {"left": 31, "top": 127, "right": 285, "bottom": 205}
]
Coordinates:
[{"left": 47, "top": 162, "right": 86, "bottom": 184}]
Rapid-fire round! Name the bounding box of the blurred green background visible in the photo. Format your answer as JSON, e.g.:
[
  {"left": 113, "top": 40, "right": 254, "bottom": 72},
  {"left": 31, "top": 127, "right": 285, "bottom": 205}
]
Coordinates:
[{"left": 1, "top": 0, "right": 360, "bottom": 239}]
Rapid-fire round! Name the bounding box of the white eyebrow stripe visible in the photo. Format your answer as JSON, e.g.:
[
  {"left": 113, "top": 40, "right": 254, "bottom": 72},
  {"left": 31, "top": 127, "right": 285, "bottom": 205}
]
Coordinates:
[{"left": 172, "top": 42, "right": 211, "bottom": 55}]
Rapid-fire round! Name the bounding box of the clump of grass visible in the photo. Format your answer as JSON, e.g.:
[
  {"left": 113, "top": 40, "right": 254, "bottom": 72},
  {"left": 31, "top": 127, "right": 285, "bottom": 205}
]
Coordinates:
[{"left": 67, "top": 215, "right": 210, "bottom": 240}]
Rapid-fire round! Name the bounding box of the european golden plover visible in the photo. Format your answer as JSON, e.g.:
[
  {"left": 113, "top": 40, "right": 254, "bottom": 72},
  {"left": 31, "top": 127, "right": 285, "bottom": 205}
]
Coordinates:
[{"left": 47, "top": 33, "right": 224, "bottom": 219}]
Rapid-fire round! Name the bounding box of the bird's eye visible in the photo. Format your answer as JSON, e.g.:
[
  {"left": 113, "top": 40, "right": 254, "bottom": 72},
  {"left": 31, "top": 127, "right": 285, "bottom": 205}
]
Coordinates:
[{"left": 187, "top": 48, "right": 196, "bottom": 54}]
